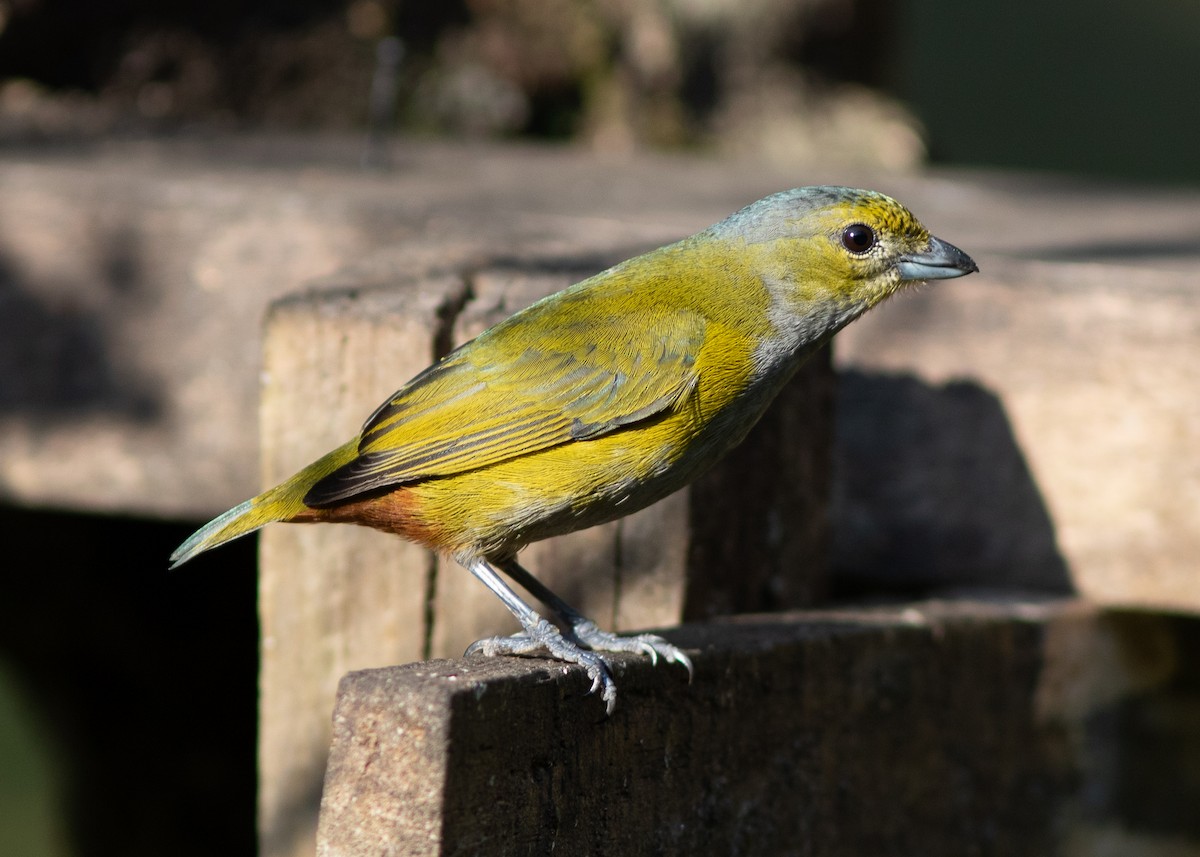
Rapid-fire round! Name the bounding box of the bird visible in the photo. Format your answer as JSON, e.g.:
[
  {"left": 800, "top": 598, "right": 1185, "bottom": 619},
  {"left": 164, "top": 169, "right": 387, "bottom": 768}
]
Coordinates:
[{"left": 171, "top": 185, "right": 978, "bottom": 713}]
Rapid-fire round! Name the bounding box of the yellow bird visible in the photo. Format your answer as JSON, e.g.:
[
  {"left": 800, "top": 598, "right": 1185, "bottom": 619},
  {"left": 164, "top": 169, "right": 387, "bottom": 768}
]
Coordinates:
[{"left": 172, "top": 186, "right": 977, "bottom": 712}]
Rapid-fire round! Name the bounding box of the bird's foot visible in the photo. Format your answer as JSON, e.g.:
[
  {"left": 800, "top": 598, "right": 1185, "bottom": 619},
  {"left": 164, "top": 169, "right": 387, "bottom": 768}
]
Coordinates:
[
  {"left": 466, "top": 618, "right": 617, "bottom": 715},
  {"left": 567, "top": 620, "right": 694, "bottom": 681}
]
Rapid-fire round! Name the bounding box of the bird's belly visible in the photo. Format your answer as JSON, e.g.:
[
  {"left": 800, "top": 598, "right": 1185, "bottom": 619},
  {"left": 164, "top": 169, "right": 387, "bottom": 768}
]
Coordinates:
[{"left": 403, "top": 408, "right": 735, "bottom": 556}]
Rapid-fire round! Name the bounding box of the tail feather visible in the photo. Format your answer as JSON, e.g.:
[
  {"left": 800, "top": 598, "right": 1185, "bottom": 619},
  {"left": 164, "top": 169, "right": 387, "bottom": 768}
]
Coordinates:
[
  {"left": 169, "top": 498, "right": 266, "bottom": 568},
  {"left": 170, "top": 438, "right": 360, "bottom": 568}
]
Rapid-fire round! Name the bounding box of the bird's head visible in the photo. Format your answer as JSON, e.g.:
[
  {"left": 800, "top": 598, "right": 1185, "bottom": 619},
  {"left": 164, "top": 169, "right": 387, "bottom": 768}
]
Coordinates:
[{"left": 712, "top": 186, "right": 978, "bottom": 320}]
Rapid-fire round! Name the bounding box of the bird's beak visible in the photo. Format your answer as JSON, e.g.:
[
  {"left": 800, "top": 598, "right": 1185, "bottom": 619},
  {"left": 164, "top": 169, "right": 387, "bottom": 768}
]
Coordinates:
[{"left": 897, "top": 235, "right": 979, "bottom": 281}]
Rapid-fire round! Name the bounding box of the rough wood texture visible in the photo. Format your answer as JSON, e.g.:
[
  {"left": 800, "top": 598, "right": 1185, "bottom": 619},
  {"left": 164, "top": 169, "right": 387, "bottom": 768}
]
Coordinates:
[
  {"left": 316, "top": 599, "right": 1200, "bottom": 856},
  {"left": 259, "top": 277, "right": 467, "bottom": 857},
  {"left": 259, "top": 266, "right": 834, "bottom": 856}
]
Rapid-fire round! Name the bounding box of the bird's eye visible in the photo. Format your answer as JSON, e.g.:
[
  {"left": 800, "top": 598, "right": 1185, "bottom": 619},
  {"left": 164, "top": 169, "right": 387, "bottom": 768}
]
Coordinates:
[{"left": 841, "top": 224, "right": 876, "bottom": 254}]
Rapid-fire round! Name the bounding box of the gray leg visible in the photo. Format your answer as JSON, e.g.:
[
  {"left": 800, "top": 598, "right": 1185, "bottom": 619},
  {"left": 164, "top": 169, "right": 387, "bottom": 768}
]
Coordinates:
[
  {"left": 497, "top": 557, "right": 694, "bottom": 680},
  {"left": 458, "top": 555, "right": 617, "bottom": 714}
]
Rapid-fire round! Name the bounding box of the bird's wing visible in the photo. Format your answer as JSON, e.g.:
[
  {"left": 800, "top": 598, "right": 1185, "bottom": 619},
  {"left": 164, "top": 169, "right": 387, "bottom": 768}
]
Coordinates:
[{"left": 303, "top": 308, "right": 706, "bottom": 505}]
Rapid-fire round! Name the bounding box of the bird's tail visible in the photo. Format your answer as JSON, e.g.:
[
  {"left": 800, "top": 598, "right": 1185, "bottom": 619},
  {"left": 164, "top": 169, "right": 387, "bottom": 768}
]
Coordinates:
[{"left": 169, "top": 438, "right": 359, "bottom": 569}]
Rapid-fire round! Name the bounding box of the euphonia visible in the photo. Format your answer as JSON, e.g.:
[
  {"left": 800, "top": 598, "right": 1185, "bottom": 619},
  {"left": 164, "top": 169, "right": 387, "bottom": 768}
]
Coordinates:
[{"left": 172, "top": 186, "right": 978, "bottom": 712}]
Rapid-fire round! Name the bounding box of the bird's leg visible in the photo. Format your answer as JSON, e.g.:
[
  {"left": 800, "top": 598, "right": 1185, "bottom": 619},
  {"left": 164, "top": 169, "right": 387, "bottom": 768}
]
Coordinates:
[
  {"left": 497, "top": 557, "right": 694, "bottom": 680},
  {"left": 458, "top": 555, "right": 617, "bottom": 714}
]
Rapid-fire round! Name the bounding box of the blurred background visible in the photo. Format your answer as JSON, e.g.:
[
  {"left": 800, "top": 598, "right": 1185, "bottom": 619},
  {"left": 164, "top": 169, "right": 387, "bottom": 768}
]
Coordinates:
[
  {"left": 1, "top": 1, "right": 1198, "bottom": 856},
  {"left": 1, "top": 0, "right": 1197, "bottom": 182}
]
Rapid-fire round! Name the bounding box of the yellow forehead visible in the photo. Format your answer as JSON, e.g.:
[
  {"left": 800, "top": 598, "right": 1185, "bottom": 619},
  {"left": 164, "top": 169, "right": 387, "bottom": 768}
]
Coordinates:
[{"left": 817, "top": 194, "right": 926, "bottom": 240}]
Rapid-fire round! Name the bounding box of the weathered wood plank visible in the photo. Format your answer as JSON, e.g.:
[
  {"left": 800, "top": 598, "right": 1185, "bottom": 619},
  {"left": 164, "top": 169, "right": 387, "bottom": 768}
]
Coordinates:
[
  {"left": 317, "top": 599, "right": 1200, "bottom": 857},
  {"left": 259, "top": 278, "right": 466, "bottom": 857}
]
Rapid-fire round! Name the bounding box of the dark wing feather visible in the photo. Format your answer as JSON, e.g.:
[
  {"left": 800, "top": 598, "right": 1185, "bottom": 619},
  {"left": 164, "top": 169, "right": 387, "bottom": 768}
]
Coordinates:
[{"left": 304, "top": 309, "right": 706, "bottom": 506}]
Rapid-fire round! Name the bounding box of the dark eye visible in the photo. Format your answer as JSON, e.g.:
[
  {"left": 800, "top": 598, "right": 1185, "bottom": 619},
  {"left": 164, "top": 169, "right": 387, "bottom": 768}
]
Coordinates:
[{"left": 841, "top": 224, "right": 876, "bottom": 254}]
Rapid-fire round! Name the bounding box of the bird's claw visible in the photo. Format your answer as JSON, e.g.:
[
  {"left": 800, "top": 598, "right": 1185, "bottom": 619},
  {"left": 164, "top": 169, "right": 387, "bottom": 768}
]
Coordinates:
[
  {"left": 569, "top": 622, "right": 694, "bottom": 682},
  {"left": 465, "top": 623, "right": 618, "bottom": 715},
  {"left": 465, "top": 616, "right": 692, "bottom": 715}
]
